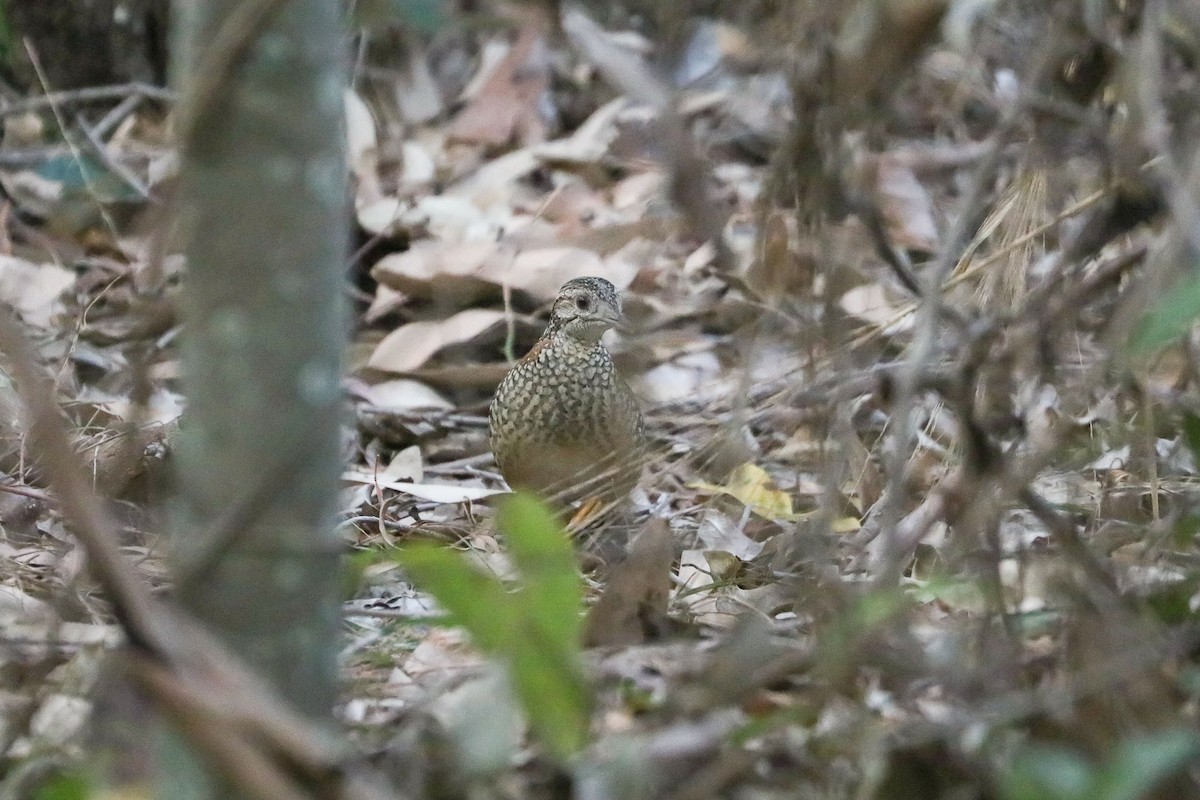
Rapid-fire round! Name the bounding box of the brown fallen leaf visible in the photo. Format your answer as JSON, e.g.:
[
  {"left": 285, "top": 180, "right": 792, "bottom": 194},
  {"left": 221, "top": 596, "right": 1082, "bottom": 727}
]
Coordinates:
[
  {"left": 696, "top": 507, "right": 763, "bottom": 561},
  {"left": 345, "top": 89, "right": 382, "bottom": 207},
  {"left": 367, "top": 308, "right": 507, "bottom": 374},
  {"left": 358, "top": 378, "right": 453, "bottom": 412},
  {"left": 743, "top": 211, "right": 813, "bottom": 299},
  {"left": 371, "top": 241, "right": 513, "bottom": 307},
  {"left": 372, "top": 241, "right": 637, "bottom": 305},
  {"left": 875, "top": 152, "right": 939, "bottom": 253},
  {"left": 449, "top": 23, "right": 550, "bottom": 149},
  {"left": 839, "top": 283, "right": 910, "bottom": 333},
  {"left": 583, "top": 518, "right": 674, "bottom": 648},
  {"left": 0, "top": 255, "right": 75, "bottom": 329},
  {"left": 405, "top": 362, "right": 513, "bottom": 391},
  {"left": 532, "top": 97, "right": 628, "bottom": 166}
]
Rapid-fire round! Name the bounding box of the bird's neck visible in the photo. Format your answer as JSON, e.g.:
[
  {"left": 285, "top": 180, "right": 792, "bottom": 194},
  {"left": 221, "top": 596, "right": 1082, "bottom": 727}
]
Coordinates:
[
  {"left": 544, "top": 316, "right": 607, "bottom": 346},
  {"left": 546, "top": 326, "right": 607, "bottom": 353}
]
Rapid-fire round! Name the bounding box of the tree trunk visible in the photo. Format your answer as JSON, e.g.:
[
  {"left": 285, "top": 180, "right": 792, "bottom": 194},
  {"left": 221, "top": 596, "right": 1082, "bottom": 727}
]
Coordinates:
[{"left": 164, "top": 0, "right": 347, "bottom": 794}]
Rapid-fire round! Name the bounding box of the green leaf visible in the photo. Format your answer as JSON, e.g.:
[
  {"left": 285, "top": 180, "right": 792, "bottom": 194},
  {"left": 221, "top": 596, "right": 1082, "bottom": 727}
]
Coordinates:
[
  {"left": 1002, "top": 746, "right": 1094, "bottom": 800},
  {"left": 499, "top": 492, "right": 584, "bottom": 648},
  {"left": 395, "top": 543, "right": 513, "bottom": 652},
  {"left": 1001, "top": 732, "right": 1200, "bottom": 800},
  {"left": 496, "top": 493, "right": 590, "bottom": 757},
  {"left": 1095, "top": 729, "right": 1199, "bottom": 800},
  {"left": 395, "top": 501, "right": 592, "bottom": 761},
  {"left": 343, "top": 548, "right": 385, "bottom": 599},
  {"left": 1130, "top": 271, "right": 1200, "bottom": 356},
  {"left": 33, "top": 773, "right": 90, "bottom": 800},
  {"left": 1172, "top": 513, "right": 1200, "bottom": 548},
  {"left": 1143, "top": 576, "right": 1198, "bottom": 625},
  {"left": 851, "top": 585, "right": 908, "bottom": 630},
  {"left": 1181, "top": 413, "right": 1200, "bottom": 466},
  {"left": 510, "top": 619, "right": 592, "bottom": 759}
]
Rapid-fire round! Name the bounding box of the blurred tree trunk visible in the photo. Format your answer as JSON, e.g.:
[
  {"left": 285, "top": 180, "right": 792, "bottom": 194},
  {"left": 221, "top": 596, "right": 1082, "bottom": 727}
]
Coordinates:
[{"left": 164, "top": 0, "right": 347, "bottom": 794}]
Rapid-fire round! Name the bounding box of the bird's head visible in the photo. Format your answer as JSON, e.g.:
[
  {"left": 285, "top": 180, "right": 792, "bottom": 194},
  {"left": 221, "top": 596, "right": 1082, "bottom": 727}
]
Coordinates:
[{"left": 548, "top": 277, "right": 624, "bottom": 343}]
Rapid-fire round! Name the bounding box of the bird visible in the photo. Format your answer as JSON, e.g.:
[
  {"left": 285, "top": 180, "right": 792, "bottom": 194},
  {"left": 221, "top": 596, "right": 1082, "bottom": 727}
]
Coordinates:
[{"left": 489, "top": 277, "right": 645, "bottom": 520}]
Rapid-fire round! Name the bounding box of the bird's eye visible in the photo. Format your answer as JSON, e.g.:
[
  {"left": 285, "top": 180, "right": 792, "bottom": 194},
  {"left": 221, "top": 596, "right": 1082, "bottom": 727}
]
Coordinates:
[{"left": 575, "top": 296, "right": 592, "bottom": 311}]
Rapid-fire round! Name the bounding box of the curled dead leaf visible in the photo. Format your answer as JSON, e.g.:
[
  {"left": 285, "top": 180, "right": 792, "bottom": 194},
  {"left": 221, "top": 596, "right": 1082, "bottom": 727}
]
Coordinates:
[
  {"left": 690, "top": 462, "right": 799, "bottom": 521},
  {"left": 875, "top": 153, "right": 939, "bottom": 253},
  {"left": 449, "top": 24, "right": 550, "bottom": 148},
  {"left": 0, "top": 256, "right": 74, "bottom": 329},
  {"left": 367, "top": 308, "right": 507, "bottom": 374},
  {"left": 696, "top": 508, "right": 763, "bottom": 560},
  {"left": 342, "top": 470, "right": 502, "bottom": 503},
  {"left": 583, "top": 518, "right": 674, "bottom": 647},
  {"left": 359, "top": 379, "right": 453, "bottom": 411},
  {"left": 373, "top": 242, "right": 637, "bottom": 306}
]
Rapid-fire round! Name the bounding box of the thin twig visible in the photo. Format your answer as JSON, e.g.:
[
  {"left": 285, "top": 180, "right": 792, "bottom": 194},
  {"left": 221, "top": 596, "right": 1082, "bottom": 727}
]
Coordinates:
[
  {"left": 0, "top": 82, "right": 173, "bottom": 118},
  {"left": 22, "top": 39, "right": 122, "bottom": 241},
  {"left": 92, "top": 92, "right": 146, "bottom": 139},
  {"left": 869, "top": 19, "right": 1068, "bottom": 586},
  {"left": 0, "top": 305, "right": 159, "bottom": 649},
  {"left": 0, "top": 481, "right": 52, "bottom": 503},
  {"left": 0, "top": 145, "right": 72, "bottom": 168},
  {"left": 74, "top": 112, "right": 154, "bottom": 200}
]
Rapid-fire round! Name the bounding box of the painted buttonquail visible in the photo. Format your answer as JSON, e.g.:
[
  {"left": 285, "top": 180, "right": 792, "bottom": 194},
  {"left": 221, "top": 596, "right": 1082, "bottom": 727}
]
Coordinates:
[{"left": 489, "top": 277, "right": 645, "bottom": 510}]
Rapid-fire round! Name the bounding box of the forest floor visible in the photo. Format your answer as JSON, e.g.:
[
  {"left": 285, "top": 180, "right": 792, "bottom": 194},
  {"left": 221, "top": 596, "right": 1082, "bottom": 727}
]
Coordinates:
[{"left": 4, "top": 2, "right": 1200, "bottom": 799}]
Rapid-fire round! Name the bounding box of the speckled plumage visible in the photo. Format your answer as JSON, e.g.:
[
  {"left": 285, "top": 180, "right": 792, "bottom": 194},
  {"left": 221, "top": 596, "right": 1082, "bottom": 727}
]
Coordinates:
[{"left": 489, "top": 277, "right": 645, "bottom": 506}]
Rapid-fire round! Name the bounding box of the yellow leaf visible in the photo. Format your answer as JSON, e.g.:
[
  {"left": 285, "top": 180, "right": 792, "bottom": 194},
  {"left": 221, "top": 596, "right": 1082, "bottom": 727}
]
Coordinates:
[
  {"left": 690, "top": 463, "right": 796, "bottom": 520},
  {"left": 831, "top": 516, "right": 861, "bottom": 533}
]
